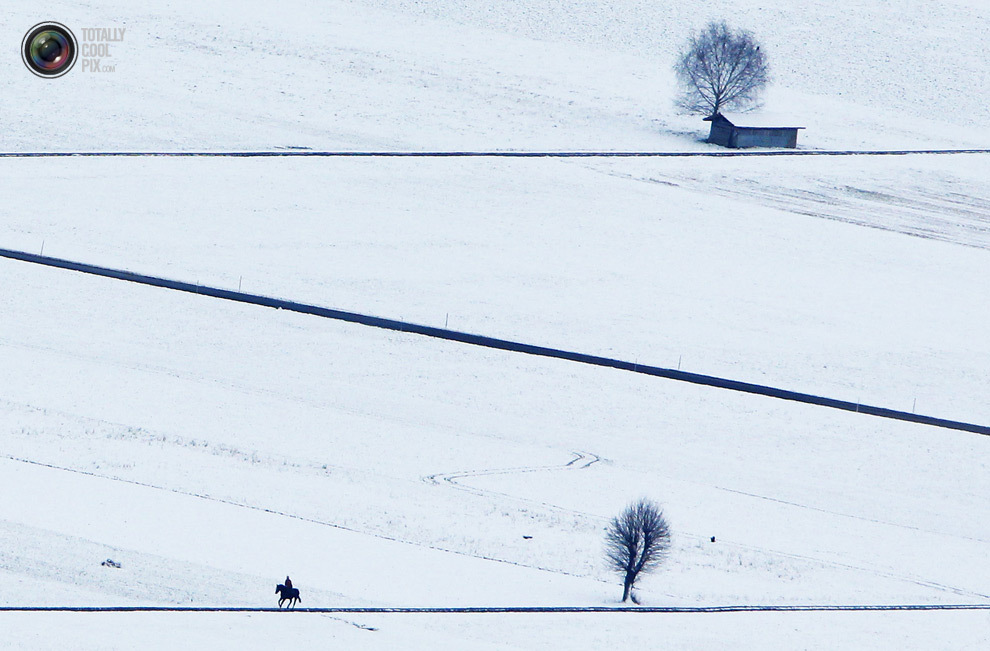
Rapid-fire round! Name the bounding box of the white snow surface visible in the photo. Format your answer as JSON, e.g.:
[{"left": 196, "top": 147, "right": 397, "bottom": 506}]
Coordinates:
[
  {"left": 2, "top": 0, "right": 990, "bottom": 649},
  {"left": 1, "top": 0, "right": 989, "bottom": 151}
]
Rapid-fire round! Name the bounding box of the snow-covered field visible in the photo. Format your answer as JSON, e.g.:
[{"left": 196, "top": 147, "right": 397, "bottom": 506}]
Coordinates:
[
  {"left": 2, "top": 0, "right": 989, "bottom": 151},
  {"left": 4, "top": 154, "right": 990, "bottom": 422},
  {"left": 2, "top": 0, "right": 990, "bottom": 648},
  {"left": 4, "top": 235, "right": 990, "bottom": 647}
]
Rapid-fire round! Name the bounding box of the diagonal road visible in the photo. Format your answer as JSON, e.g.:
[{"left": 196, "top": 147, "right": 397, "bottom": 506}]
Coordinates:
[{"left": 2, "top": 246, "right": 988, "bottom": 436}]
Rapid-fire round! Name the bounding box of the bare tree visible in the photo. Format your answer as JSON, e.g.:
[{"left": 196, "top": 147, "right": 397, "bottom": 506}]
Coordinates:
[
  {"left": 605, "top": 499, "right": 671, "bottom": 603},
  {"left": 675, "top": 21, "right": 769, "bottom": 115}
]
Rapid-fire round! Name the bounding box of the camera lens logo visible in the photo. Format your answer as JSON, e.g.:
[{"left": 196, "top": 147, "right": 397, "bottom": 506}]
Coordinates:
[{"left": 22, "top": 22, "right": 78, "bottom": 78}]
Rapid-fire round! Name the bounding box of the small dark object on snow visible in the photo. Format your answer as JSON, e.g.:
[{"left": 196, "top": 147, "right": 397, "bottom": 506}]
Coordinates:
[
  {"left": 101, "top": 558, "right": 121, "bottom": 569},
  {"left": 710, "top": 536, "right": 716, "bottom": 543},
  {"left": 276, "top": 583, "right": 301, "bottom": 609},
  {"left": 523, "top": 535, "right": 533, "bottom": 540}
]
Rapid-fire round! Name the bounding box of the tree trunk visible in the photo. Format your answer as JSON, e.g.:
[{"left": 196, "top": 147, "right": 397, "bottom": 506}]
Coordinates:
[{"left": 622, "top": 574, "right": 633, "bottom": 602}]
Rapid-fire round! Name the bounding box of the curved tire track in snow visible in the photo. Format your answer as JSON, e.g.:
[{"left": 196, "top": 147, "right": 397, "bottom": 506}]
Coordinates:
[
  {"left": 424, "top": 450, "right": 600, "bottom": 516},
  {"left": 2, "top": 246, "right": 989, "bottom": 437}
]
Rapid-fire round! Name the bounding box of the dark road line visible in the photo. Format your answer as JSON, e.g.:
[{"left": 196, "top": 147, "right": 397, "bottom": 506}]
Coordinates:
[
  {"left": 2, "top": 604, "right": 988, "bottom": 613},
  {"left": 0, "top": 149, "right": 989, "bottom": 158},
  {"left": 2, "top": 247, "right": 988, "bottom": 437}
]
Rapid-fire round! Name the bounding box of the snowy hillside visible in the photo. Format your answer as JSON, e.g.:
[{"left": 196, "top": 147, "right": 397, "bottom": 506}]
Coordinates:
[
  {"left": 2, "top": 1, "right": 990, "bottom": 649},
  {"left": 2, "top": 0, "right": 989, "bottom": 151},
  {"left": 3, "top": 154, "right": 990, "bottom": 422}
]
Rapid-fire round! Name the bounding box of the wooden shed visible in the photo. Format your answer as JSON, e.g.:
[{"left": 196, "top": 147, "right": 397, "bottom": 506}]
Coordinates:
[{"left": 704, "top": 112, "right": 805, "bottom": 149}]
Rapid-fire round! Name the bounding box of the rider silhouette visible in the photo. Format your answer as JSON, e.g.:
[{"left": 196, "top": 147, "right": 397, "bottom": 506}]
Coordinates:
[{"left": 285, "top": 576, "right": 293, "bottom": 590}]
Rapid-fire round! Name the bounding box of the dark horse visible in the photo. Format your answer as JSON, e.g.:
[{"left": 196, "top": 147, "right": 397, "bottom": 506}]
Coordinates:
[{"left": 276, "top": 583, "right": 301, "bottom": 608}]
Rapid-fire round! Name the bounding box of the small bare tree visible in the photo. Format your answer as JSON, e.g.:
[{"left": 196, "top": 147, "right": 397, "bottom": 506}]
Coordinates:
[
  {"left": 605, "top": 498, "right": 671, "bottom": 603},
  {"left": 675, "top": 21, "right": 769, "bottom": 115}
]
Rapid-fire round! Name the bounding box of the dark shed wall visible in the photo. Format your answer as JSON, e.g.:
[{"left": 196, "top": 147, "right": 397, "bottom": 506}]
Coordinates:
[
  {"left": 707, "top": 122, "right": 732, "bottom": 147},
  {"left": 731, "top": 127, "right": 799, "bottom": 148}
]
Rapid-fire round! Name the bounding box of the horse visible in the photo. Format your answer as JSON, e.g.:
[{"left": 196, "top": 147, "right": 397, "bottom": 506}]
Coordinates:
[{"left": 276, "top": 583, "right": 301, "bottom": 609}]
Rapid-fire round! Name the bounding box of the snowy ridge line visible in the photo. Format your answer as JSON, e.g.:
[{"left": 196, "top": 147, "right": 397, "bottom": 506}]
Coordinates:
[
  {"left": 1, "top": 150, "right": 990, "bottom": 158},
  {"left": 1, "top": 605, "right": 989, "bottom": 613},
  {"left": 2, "top": 246, "right": 989, "bottom": 437}
]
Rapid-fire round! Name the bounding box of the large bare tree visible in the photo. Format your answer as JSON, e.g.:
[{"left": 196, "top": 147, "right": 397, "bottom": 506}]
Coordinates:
[
  {"left": 675, "top": 21, "right": 770, "bottom": 115},
  {"left": 605, "top": 499, "right": 671, "bottom": 603}
]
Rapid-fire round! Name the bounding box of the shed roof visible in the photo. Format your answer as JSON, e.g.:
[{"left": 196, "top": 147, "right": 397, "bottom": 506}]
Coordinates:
[{"left": 704, "top": 112, "right": 805, "bottom": 129}]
